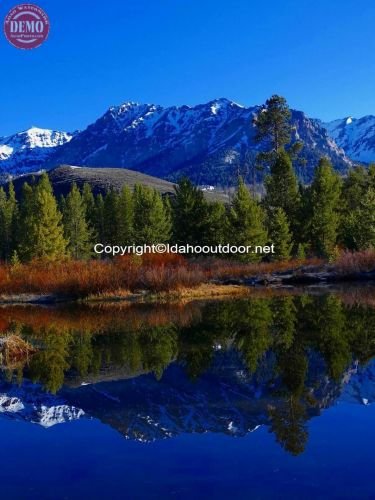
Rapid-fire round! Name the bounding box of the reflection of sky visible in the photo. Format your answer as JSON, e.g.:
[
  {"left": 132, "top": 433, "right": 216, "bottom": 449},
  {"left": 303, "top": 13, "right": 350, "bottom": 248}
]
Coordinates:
[{"left": 0, "top": 402, "right": 374, "bottom": 499}]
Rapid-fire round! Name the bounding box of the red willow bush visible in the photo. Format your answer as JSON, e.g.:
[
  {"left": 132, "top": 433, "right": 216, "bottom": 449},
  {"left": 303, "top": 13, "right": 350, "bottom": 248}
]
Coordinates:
[
  {"left": 0, "top": 253, "right": 340, "bottom": 298},
  {"left": 0, "top": 254, "right": 206, "bottom": 297},
  {"left": 334, "top": 249, "right": 375, "bottom": 273}
]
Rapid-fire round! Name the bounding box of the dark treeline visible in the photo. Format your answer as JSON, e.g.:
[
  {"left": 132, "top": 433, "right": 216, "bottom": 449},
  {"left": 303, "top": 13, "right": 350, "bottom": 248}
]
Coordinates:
[{"left": 1, "top": 96, "right": 375, "bottom": 263}]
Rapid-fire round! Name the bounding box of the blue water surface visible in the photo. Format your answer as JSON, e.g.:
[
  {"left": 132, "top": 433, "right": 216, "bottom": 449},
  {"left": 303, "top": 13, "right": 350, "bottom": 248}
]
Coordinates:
[{"left": 0, "top": 401, "right": 373, "bottom": 499}]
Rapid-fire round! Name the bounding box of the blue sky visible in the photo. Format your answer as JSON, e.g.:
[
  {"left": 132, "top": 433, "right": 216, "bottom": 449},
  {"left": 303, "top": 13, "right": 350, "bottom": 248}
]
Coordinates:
[{"left": 1, "top": 0, "right": 375, "bottom": 136}]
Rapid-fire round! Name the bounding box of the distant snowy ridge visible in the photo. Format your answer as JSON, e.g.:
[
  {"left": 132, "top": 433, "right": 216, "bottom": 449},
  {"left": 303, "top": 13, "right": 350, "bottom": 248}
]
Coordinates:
[
  {"left": 0, "top": 99, "right": 364, "bottom": 183},
  {"left": 0, "top": 127, "right": 73, "bottom": 177},
  {"left": 323, "top": 115, "right": 375, "bottom": 163},
  {"left": 0, "top": 384, "right": 84, "bottom": 428},
  {"left": 44, "top": 98, "right": 350, "bottom": 183}
]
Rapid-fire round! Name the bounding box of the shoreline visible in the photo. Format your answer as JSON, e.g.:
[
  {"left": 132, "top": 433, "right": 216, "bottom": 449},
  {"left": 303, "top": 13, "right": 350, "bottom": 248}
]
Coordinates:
[{"left": 1, "top": 267, "right": 375, "bottom": 305}]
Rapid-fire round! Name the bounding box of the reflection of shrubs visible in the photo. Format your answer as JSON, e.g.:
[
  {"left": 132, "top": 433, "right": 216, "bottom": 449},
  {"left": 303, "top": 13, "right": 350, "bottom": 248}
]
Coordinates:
[{"left": 0, "top": 334, "right": 36, "bottom": 367}]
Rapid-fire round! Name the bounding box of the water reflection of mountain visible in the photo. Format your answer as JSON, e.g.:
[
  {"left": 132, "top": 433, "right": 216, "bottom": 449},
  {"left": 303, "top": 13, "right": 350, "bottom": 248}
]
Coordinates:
[
  {"left": 62, "top": 353, "right": 375, "bottom": 443},
  {"left": 1, "top": 352, "right": 374, "bottom": 454},
  {"left": 0, "top": 293, "right": 374, "bottom": 455}
]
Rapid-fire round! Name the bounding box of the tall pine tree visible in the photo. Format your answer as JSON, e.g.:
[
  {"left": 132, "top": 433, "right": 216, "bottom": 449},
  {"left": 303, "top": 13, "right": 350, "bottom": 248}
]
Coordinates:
[
  {"left": 103, "top": 189, "right": 120, "bottom": 245},
  {"left": 254, "top": 95, "right": 292, "bottom": 151},
  {"left": 228, "top": 179, "right": 267, "bottom": 262},
  {"left": 309, "top": 158, "right": 342, "bottom": 258},
  {"left": 263, "top": 149, "right": 300, "bottom": 235},
  {"left": 268, "top": 207, "right": 293, "bottom": 261},
  {"left": 172, "top": 178, "right": 208, "bottom": 245},
  {"left": 117, "top": 186, "right": 134, "bottom": 244},
  {"left": 63, "top": 183, "right": 92, "bottom": 259},
  {"left": 82, "top": 183, "right": 96, "bottom": 233},
  {"left": 0, "top": 183, "right": 17, "bottom": 261},
  {"left": 133, "top": 185, "right": 171, "bottom": 244},
  {"left": 18, "top": 174, "right": 67, "bottom": 261},
  {"left": 348, "top": 187, "right": 375, "bottom": 250}
]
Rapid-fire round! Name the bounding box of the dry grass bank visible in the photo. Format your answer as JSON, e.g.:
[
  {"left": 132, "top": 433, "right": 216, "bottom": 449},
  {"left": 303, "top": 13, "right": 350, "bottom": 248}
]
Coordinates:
[{"left": 0, "top": 254, "right": 320, "bottom": 300}]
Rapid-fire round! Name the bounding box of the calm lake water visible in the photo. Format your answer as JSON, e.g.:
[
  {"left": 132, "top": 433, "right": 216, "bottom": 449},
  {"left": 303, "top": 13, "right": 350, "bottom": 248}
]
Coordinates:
[{"left": 0, "top": 292, "right": 374, "bottom": 499}]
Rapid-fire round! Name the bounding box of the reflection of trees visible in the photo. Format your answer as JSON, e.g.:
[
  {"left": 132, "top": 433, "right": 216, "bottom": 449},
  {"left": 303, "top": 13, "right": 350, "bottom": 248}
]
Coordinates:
[
  {"left": 179, "top": 326, "right": 215, "bottom": 380},
  {"left": 3, "top": 294, "right": 375, "bottom": 454},
  {"left": 139, "top": 326, "right": 178, "bottom": 380},
  {"left": 234, "top": 300, "right": 273, "bottom": 374},
  {"left": 71, "top": 332, "right": 94, "bottom": 377},
  {"left": 272, "top": 297, "right": 297, "bottom": 350},
  {"left": 28, "top": 328, "right": 71, "bottom": 394},
  {"left": 268, "top": 395, "right": 308, "bottom": 456},
  {"left": 346, "top": 305, "right": 375, "bottom": 364},
  {"left": 305, "top": 295, "right": 350, "bottom": 380}
]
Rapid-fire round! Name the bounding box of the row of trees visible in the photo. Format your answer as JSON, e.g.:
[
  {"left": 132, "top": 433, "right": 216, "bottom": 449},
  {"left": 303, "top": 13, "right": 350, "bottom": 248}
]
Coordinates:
[
  {"left": 0, "top": 157, "right": 374, "bottom": 263},
  {"left": 0, "top": 94, "right": 374, "bottom": 263}
]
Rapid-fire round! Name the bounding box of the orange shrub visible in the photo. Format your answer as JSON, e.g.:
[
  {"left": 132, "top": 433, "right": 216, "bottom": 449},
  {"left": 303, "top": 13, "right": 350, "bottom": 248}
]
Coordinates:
[
  {"left": 0, "top": 254, "right": 325, "bottom": 298},
  {"left": 334, "top": 249, "right": 375, "bottom": 273}
]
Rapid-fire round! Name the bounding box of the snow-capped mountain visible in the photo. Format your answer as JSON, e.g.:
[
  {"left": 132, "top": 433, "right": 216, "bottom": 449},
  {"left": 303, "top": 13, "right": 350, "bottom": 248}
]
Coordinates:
[
  {"left": 0, "top": 352, "right": 373, "bottom": 443},
  {"left": 45, "top": 99, "right": 350, "bottom": 184},
  {"left": 323, "top": 115, "right": 375, "bottom": 163},
  {"left": 0, "top": 127, "right": 73, "bottom": 178},
  {"left": 0, "top": 381, "right": 84, "bottom": 428},
  {"left": 0, "top": 99, "right": 351, "bottom": 184}
]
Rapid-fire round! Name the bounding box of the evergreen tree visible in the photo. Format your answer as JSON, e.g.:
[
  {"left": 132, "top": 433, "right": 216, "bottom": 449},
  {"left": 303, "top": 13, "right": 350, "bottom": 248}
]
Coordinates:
[
  {"left": 93, "top": 193, "right": 105, "bottom": 243},
  {"left": 309, "top": 158, "right": 342, "bottom": 258},
  {"left": 0, "top": 187, "right": 7, "bottom": 259},
  {"left": 341, "top": 166, "right": 368, "bottom": 211},
  {"left": 296, "top": 183, "right": 312, "bottom": 249},
  {"left": 368, "top": 164, "right": 375, "bottom": 188},
  {"left": 82, "top": 183, "right": 96, "bottom": 231},
  {"left": 63, "top": 183, "right": 92, "bottom": 259},
  {"left": 254, "top": 95, "right": 292, "bottom": 153},
  {"left": 202, "top": 201, "right": 227, "bottom": 246},
  {"left": 0, "top": 183, "right": 18, "bottom": 261},
  {"left": 58, "top": 194, "right": 66, "bottom": 215},
  {"left": 340, "top": 166, "right": 371, "bottom": 249},
  {"left": 348, "top": 187, "right": 375, "bottom": 250},
  {"left": 263, "top": 149, "right": 300, "bottom": 233},
  {"left": 228, "top": 179, "right": 267, "bottom": 262},
  {"left": 16, "top": 182, "right": 35, "bottom": 260},
  {"left": 17, "top": 175, "right": 67, "bottom": 261},
  {"left": 268, "top": 207, "right": 292, "bottom": 261},
  {"left": 103, "top": 189, "right": 119, "bottom": 244},
  {"left": 172, "top": 178, "right": 208, "bottom": 245},
  {"left": 133, "top": 185, "right": 171, "bottom": 244},
  {"left": 117, "top": 186, "right": 134, "bottom": 244}
]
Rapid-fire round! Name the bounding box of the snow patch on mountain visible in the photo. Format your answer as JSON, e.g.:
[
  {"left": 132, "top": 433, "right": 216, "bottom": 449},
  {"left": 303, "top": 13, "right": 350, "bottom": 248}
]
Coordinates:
[
  {"left": 38, "top": 405, "right": 85, "bottom": 428},
  {"left": 323, "top": 115, "right": 375, "bottom": 163},
  {"left": 0, "top": 384, "right": 85, "bottom": 428},
  {"left": 0, "top": 395, "right": 25, "bottom": 412},
  {"left": 0, "top": 99, "right": 354, "bottom": 183},
  {"left": 44, "top": 98, "right": 350, "bottom": 183},
  {"left": 0, "top": 127, "right": 73, "bottom": 177}
]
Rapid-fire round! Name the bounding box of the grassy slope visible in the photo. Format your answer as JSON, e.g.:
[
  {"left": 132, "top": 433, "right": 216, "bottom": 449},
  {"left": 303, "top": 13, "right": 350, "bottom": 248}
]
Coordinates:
[{"left": 9, "top": 165, "right": 231, "bottom": 202}]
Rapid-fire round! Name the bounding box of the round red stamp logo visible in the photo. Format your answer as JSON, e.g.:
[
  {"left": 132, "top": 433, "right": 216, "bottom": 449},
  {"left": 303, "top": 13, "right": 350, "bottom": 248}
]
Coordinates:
[{"left": 4, "top": 4, "right": 50, "bottom": 49}]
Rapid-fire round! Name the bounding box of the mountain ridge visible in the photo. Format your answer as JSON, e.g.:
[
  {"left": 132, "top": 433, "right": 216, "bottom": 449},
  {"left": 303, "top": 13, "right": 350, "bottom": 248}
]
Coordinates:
[
  {"left": 0, "top": 127, "right": 73, "bottom": 177},
  {"left": 323, "top": 115, "right": 375, "bottom": 163},
  {"left": 3, "top": 98, "right": 373, "bottom": 185}
]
